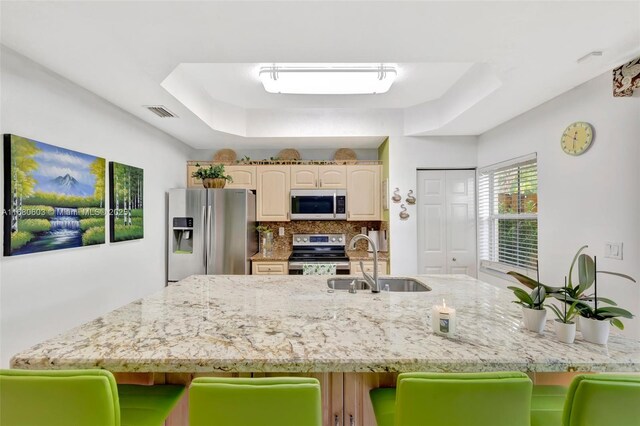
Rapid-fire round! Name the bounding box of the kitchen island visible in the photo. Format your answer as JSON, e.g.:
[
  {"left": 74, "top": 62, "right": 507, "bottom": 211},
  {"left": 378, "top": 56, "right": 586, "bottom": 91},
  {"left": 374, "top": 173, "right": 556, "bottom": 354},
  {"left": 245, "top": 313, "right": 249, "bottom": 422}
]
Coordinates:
[{"left": 11, "top": 275, "right": 640, "bottom": 425}]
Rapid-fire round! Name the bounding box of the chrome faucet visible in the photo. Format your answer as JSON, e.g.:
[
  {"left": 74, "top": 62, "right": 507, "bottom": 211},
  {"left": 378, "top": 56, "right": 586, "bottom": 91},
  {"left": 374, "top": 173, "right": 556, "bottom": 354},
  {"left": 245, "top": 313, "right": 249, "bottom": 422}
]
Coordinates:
[{"left": 348, "top": 234, "right": 380, "bottom": 293}]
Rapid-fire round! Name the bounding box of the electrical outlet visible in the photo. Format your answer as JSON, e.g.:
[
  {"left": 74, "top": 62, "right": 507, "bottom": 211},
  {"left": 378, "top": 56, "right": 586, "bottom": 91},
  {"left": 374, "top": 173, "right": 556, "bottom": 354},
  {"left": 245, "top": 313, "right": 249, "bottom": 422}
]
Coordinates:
[
  {"left": 278, "top": 227, "right": 285, "bottom": 237},
  {"left": 604, "top": 242, "right": 623, "bottom": 260}
]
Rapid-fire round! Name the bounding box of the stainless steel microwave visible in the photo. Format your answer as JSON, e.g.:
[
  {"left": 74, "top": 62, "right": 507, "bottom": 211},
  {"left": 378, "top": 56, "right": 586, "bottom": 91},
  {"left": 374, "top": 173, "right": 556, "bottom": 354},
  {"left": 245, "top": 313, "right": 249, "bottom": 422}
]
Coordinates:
[{"left": 290, "top": 189, "right": 347, "bottom": 220}]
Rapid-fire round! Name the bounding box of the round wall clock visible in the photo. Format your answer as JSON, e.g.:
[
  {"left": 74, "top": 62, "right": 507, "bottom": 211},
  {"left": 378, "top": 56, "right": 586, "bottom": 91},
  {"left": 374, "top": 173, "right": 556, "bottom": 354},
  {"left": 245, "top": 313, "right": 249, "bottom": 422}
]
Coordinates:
[{"left": 560, "top": 122, "right": 594, "bottom": 155}]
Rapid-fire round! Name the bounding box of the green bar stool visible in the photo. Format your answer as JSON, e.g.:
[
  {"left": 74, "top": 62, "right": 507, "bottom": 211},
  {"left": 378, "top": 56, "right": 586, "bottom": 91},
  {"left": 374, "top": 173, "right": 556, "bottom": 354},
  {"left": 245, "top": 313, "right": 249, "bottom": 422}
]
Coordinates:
[
  {"left": 562, "top": 374, "right": 640, "bottom": 426},
  {"left": 0, "top": 369, "right": 185, "bottom": 426},
  {"left": 189, "top": 377, "right": 322, "bottom": 426},
  {"left": 369, "top": 372, "right": 533, "bottom": 426}
]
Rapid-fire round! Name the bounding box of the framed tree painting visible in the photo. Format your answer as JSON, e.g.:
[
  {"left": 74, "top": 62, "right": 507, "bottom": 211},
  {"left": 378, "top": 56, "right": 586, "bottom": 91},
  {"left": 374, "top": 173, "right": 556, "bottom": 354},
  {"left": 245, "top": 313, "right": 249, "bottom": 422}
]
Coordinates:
[
  {"left": 3, "top": 134, "right": 106, "bottom": 256},
  {"left": 109, "top": 162, "right": 144, "bottom": 242}
]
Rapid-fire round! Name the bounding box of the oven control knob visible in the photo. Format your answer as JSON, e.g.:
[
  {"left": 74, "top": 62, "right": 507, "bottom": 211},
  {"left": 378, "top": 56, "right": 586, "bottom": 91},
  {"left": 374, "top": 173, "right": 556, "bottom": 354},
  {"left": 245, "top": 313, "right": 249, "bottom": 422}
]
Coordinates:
[
  {"left": 338, "top": 237, "right": 343, "bottom": 242},
  {"left": 331, "top": 237, "right": 336, "bottom": 242},
  {"left": 295, "top": 237, "right": 301, "bottom": 242},
  {"left": 303, "top": 238, "right": 308, "bottom": 242}
]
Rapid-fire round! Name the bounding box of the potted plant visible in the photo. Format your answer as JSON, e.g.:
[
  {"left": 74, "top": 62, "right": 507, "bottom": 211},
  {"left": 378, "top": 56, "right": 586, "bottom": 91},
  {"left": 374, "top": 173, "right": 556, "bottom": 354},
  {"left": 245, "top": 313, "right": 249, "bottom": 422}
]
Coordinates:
[
  {"left": 508, "top": 245, "right": 636, "bottom": 345},
  {"left": 547, "top": 280, "right": 579, "bottom": 343},
  {"left": 508, "top": 284, "right": 547, "bottom": 333},
  {"left": 191, "top": 164, "right": 232, "bottom": 188}
]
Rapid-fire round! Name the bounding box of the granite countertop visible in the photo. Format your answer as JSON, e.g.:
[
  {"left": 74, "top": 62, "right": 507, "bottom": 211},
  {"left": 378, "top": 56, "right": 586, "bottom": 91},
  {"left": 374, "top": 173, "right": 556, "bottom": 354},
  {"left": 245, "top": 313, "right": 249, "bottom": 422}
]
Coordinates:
[
  {"left": 11, "top": 275, "right": 640, "bottom": 373},
  {"left": 347, "top": 250, "right": 389, "bottom": 261},
  {"left": 250, "top": 250, "right": 291, "bottom": 261}
]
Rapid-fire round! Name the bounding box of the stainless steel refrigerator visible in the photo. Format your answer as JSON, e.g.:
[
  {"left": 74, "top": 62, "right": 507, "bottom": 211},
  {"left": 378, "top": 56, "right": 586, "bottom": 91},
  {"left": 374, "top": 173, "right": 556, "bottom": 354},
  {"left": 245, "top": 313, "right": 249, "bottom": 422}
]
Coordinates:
[{"left": 168, "top": 188, "right": 257, "bottom": 282}]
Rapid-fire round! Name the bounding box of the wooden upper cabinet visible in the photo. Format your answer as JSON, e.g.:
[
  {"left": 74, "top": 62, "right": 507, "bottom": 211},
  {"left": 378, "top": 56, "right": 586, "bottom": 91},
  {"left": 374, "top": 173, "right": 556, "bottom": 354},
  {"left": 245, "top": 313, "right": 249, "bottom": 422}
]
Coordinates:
[
  {"left": 347, "top": 165, "right": 381, "bottom": 221},
  {"left": 187, "top": 165, "right": 203, "bottom": 188},
  {"left": 291, "top": 165, "right": 347, "bottom": 189},
  {"left": 225, "top": 165, "right": 257, "bottom": 190},
  {"left": 257, "top": 166, "right": 291, "bottom": 221},
  {"left": 318, "top": 165, "right": 347, "bottom": 188},
  {"left": 290, "top": 166, "right": 319, "bottom": 189}
]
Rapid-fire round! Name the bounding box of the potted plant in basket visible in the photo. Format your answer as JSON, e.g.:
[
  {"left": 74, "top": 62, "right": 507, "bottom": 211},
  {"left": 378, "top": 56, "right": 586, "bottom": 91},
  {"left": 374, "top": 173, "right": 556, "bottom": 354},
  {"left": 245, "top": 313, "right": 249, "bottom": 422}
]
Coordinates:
[
  {"left": 508, "top": 245, "right": 636, "bottom": 345},
  {"left": 192, "top": 164, "right": 233, "bottom": 188},
  {"left": 508, "top": 282, "right": 547, "bottom": 333}
]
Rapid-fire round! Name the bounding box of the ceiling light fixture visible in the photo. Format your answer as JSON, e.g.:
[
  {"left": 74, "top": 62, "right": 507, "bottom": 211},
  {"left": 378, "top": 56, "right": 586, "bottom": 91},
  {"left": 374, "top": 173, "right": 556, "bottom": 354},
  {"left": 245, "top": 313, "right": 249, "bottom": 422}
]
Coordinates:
[{"left": 258, "top": 63, "right": 398, "bottom": 95}]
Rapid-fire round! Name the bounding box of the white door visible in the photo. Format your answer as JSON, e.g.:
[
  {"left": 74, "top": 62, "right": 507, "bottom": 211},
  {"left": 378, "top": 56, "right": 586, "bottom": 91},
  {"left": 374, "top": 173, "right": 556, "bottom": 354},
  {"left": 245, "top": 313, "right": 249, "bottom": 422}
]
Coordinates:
[{"left": 417, "top": 170, "right": 476, "bottom": 276}]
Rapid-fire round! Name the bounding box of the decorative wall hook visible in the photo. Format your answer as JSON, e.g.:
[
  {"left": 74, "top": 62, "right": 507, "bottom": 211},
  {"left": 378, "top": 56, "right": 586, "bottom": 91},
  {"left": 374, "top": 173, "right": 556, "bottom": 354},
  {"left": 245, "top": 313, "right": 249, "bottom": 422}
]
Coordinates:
[
  {"left": 392, "top": 188, "right": 402, "bottom": 203},
  {"left": 405, "top": 190, "right": 416, "bottom": 205},
  {"left": 399, "top": 204, "right": 410, "bottom": 220}
]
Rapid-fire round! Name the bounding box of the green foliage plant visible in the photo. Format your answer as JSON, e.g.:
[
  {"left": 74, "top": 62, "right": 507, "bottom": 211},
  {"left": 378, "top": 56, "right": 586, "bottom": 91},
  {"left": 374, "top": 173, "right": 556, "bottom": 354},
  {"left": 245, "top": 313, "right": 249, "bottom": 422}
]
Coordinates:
[
  {"left": 507, "top": 285, "right": 546, "bottom": 310},
  {"left": 508, "top": 245, "right": 636, "bottom": 329},
  {"left": 255, "top": 225, "right": 271, "bottom": 234},
  {"left": 548, "top": 300, "right": 579, "bottom": 324},
  {"left": 191, "top": 164, "right": 232, "bottom": 182}
]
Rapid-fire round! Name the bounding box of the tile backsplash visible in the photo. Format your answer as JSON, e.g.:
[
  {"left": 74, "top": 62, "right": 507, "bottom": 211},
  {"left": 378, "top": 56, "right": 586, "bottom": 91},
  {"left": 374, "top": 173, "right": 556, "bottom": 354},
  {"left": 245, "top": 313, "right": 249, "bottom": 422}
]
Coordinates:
[{"left": 257, "top": 221, "right": 388, "bottom": 252}]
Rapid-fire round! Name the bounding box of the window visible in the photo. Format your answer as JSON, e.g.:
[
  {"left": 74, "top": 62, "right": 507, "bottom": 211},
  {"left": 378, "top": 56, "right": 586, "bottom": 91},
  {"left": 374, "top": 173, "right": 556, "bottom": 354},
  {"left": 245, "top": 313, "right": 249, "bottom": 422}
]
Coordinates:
[{"left": 478, "top": 154, "right": 538, "bottom": 274}]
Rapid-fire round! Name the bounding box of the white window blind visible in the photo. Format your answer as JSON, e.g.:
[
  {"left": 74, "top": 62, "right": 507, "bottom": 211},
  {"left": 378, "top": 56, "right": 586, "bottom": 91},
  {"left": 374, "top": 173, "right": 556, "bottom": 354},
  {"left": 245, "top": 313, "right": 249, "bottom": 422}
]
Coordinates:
[{"left": 478, "top": 154, "right": 538, "bottom": 275}]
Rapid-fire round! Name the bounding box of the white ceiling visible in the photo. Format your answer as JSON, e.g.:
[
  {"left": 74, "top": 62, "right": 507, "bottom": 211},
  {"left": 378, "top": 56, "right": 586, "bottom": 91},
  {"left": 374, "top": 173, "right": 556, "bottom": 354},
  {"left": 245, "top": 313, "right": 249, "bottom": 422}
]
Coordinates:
[
  {"left": 1, "top": 1, "right": 639, "bottom": 149},
  {"left": 174, "top": 63, "right": 475, "bottom": 109}
]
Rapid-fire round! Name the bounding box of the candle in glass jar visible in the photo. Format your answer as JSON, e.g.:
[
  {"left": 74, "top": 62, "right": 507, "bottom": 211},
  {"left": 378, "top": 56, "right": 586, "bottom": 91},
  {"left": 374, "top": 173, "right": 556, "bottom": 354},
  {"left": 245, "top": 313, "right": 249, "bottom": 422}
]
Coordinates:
[{"left": 431, "top": 299, "right": 456, "bottom": 335}]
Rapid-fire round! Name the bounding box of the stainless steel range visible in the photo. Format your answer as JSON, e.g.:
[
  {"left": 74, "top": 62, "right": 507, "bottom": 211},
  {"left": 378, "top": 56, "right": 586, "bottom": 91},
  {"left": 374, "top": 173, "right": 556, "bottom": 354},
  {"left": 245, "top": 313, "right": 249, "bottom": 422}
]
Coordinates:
[{"left": 288, "top": 233, "right": 350, "bottom": 275}]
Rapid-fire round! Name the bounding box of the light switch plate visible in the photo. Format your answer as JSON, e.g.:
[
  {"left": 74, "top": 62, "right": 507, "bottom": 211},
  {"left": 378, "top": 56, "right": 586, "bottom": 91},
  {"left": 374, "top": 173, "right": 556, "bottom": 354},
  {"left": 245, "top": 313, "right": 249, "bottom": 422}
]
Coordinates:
[
  {"left": 278, "top": 227, "right": 285, "bottom": 237},
  {"left": 605, "top": 242, "right": 623, "bottom": 260}
]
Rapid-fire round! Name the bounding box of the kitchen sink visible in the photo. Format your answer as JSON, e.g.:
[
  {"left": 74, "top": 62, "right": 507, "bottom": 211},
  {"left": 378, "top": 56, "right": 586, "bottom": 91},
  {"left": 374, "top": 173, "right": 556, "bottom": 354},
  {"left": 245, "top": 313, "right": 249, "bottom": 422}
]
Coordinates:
[{"left": 326, "top": 277, "right": 431, "bottom": 292}]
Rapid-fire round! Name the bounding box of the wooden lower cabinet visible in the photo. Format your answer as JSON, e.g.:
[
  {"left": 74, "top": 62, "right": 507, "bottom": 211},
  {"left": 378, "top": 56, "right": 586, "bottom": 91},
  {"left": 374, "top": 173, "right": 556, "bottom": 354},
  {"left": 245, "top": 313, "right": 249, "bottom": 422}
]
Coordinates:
[
  {"left": 343, "top": 373, "right": 397, "bottom": 426},
  {"left": 350, "top": 261, "right": 388, "bottom": 275},
  {"left": 251, "top": 261, "right": 288, "bottom": 275}
]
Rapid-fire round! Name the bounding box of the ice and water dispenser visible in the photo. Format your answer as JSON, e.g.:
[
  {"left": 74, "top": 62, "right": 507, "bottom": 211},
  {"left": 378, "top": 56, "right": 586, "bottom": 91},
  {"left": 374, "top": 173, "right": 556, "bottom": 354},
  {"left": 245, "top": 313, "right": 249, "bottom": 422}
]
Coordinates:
[{"left": 172, "top": 217, "right": 194, "bottom": 254}]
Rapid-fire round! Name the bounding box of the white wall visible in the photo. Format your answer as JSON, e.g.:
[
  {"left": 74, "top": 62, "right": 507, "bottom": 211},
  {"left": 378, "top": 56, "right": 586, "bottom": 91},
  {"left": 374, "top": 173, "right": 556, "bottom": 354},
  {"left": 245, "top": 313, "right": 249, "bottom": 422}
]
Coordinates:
[
  {"left": 0, "top": 47, "right": 194, "bottom": 367},
  {"left": 388, "top": 135, "right": 478, "bottom": 275},
  {"left": 477, "top": 72, "right": 640, "bottom": 338}
]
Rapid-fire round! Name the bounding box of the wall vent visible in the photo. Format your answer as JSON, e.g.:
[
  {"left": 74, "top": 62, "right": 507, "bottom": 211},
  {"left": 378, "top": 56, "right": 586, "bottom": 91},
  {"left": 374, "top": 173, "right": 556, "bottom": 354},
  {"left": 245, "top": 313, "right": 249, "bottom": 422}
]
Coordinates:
[{"left": 144, "top": 105, "right": 177, "bottom": 118}]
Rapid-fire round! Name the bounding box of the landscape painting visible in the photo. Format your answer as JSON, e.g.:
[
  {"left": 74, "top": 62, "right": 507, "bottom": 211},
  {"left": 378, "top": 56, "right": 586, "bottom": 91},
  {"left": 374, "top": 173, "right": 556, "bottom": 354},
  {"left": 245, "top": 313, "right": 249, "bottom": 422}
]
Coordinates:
[
  {"left": 3, "top": 134, "right": 106, "bottom": 256},
  {"left": 109, "top": 162, "right": 143, "bottom": 242}
]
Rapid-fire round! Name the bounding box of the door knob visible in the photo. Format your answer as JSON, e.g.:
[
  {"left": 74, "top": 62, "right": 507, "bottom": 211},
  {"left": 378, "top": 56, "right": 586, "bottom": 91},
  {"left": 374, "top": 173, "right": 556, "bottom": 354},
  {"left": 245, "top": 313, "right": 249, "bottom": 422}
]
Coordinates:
[{"left": 452, "top": 258, "right": 457, "bottom": 261}]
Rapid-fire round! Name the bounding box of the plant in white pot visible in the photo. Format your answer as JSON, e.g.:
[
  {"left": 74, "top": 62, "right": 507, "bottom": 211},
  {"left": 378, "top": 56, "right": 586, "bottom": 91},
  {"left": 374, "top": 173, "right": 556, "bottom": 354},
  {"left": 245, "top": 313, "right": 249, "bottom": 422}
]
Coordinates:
[
  {"left": 508, "top": 284, "right": 547, "bottom": 334},
  {"left": 508, "top": 246, "right": 636, "bottom": 345},
  {"left": 547, "top": 279, "right": 579, "bottom": 344},
  {"left": 573, "top": 256, "right": 635, "bottom": 345}
]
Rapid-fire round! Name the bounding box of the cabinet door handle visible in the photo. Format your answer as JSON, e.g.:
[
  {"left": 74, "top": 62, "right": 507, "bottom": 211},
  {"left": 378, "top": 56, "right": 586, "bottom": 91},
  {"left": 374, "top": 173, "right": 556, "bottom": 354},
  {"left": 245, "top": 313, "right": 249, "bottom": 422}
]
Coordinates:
[
  {"left": 350, "top": 414, "right": 355, "bottom": 426},
  {"left": 319, "top": 178, "right": 322, "bottom": 187},
  {"left": 334, "top": 414, "right": 340, "bottom": 426},
  {"left": 452, "top": 258, "right": 457, "bottom": 262}
]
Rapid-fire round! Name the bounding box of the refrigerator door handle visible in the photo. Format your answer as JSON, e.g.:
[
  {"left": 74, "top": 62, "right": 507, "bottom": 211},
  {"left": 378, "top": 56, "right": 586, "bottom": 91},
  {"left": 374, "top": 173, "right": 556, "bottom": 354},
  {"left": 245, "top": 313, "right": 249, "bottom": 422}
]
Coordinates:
[
  {"left": 202, "top": 205, "right": 207, "bottom": 267},
  {"left": 207, "top": 205, "right": 212, "bottom": 263}
]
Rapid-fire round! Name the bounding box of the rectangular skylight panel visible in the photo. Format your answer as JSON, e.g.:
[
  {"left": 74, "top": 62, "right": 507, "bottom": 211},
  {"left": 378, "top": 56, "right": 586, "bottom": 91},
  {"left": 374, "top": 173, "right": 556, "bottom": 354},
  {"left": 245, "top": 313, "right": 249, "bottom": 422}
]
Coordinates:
[{"left": 259, "top": 64, "right": 397, "bottom": 95}]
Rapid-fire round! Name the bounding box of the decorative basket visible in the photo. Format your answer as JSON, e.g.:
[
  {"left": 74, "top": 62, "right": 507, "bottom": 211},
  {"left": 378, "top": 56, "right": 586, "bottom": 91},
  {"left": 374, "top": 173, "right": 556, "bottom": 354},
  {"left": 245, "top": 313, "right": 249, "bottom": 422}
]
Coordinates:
[
  {"left": 334, "top": 148, "right": 357, "bottom": 164},
  {"left": 212, "top": 149, "right": 237, "bottom": 164},
  {"left": 203, "top": 178, "right": 227, "bottom": 189},
  {"left": 277, "top": 148, "right": 301, "bottom": 161}
]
